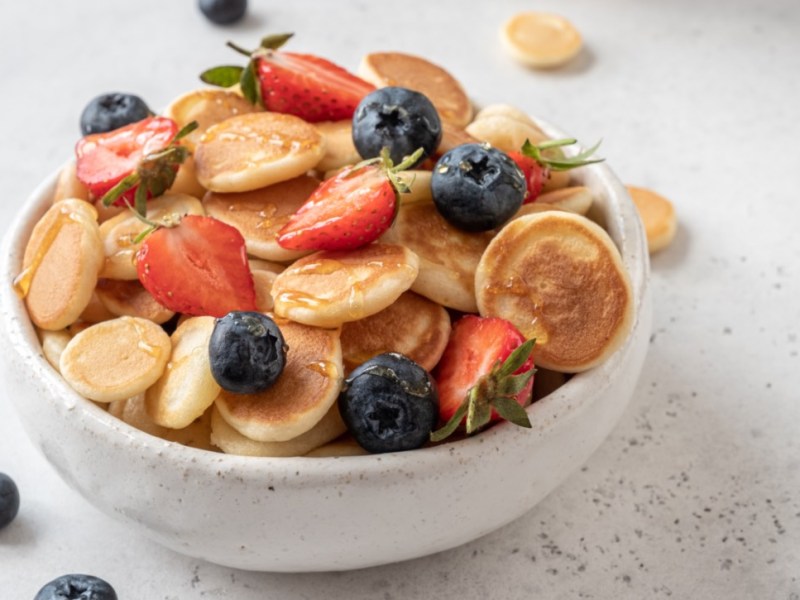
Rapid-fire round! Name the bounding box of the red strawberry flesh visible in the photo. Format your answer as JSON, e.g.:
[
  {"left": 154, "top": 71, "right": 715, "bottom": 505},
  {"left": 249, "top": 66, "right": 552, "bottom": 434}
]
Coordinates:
[{"left": 136, "top": 215, "right": 257, "bottom": 317}]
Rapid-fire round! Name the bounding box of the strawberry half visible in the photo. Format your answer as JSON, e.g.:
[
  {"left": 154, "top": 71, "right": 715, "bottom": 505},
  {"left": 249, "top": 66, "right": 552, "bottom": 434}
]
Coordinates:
[
  {"left": 508, "top": 138, "right": 604, "bottom": 204},
  {"left": 277, "top": 148, "right": 422, "bottom": 252},
  {"left": 76, "top": 116, "right": 193, "bottom": 209},
  {"left": 431, "top": 315, "right": 536, "bottom": 442},
  {"left": 201, "top": 33, "right": 374, "bottom": 123},
  {"left": 136, "top": 215, "right": 257, "bottom": 317}
]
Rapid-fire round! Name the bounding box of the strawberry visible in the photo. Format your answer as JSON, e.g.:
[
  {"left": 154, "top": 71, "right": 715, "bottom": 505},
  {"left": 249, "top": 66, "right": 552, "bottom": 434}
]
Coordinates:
[
  {"left": 75, "top": 117, "right": 195, "bottom": 211},
  {"left": 277, "top": 148, "right": 422, "bottom": 252},
  {"left": 508, "top": 138, "right": 604, "bottom": 204},
  {"left": 136, "top": 215, "right": 257, "bottom": 317},
  {"left": 430, "top": 315, "right": 536, "bottom": 442},
  {"left": 200, "top": 33, "right": 374, "bottom": 123}
]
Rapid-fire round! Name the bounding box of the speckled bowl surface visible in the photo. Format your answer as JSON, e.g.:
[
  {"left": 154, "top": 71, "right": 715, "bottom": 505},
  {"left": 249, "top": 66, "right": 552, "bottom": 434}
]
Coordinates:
[{"left": 0, "top": 121, "right": 651, "bottom": 572}]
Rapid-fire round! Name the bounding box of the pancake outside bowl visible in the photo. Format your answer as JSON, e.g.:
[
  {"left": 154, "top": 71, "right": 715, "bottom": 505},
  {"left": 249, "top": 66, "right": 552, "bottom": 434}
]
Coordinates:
[{"left": 0, "top": 119, "right": 651, "bottom": 572}]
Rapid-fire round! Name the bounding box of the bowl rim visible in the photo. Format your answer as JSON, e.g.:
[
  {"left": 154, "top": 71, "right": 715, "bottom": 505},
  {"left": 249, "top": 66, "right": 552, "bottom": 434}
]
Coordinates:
[{"left": 0, "top": 118, "right": 650, "bottom": 482}]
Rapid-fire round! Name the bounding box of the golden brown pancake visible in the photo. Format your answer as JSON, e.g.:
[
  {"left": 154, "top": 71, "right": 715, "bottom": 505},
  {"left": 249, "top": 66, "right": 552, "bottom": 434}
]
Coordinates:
[
  {"left": 210, "top": 403, "right": 346, "bottom": 457},
  {"left": 340, "top": 291, "right": 451, "bottom": 373},
  {"left": 214, "top": 317, "right": 343, "bottom": 442},
  {"left": 271, "top": 243, "right": 420, "bottom": 328},
  {"left": 359, "top": 52, "right": 473, "bottom": 127},
  {"left": 19, "top": 199, "right": 103, "bottom": 331},
  {"left": 304, "top": 434, "right": 369, "bottom": 457},
  {"left": 476, "top": 212, "right": 634, "bottom": 372},
  {"left": 203, "top": 175, "right": 319, "bottom": 262},
  {"left": 314, "top": 120, "right": 362, "bottom": 172},
  {"left": 627, "top": 186, "right": 677, "bottom": 253},
  {"left": 52, "top": 161, "right": 90, "bottom": 204},
  {"left": 96, "top": 278, "right": 175, "bottom": 324},
  {"left": 380, "top": 202, "right": 494, "bottom": 313},
  {"left": 194, "top": 112, "right": 325, "bottom": 193},
  {"left": 164, "top": 88, "right": 260, "bottom": 152}
]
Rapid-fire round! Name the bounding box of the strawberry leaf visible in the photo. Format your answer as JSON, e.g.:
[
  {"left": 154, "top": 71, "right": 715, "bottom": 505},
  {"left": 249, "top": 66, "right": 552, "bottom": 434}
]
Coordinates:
[
  {"left": 490, "top": 396, "right": 532, "bottom": 428},
  {"left": 175, "top": 121, "right": 199, "bottom": 141},
  {"left": 260, "top": 32, "right": 294, "bottom": 50},
  {"left": 521, "top": 138, "right": 604, "bottom": 171},
  {"left": 430, "top": 400, "right": 468, "bottom": 443},
  {"left": 495, "top": 338, "right": 536, "bottom": 378},
  {"left": 240, "top": 59, "right": 261, "bottom": 106},
  {"left": 100, "top": 172, "right": 140, "bottom": 207},
  {"left": 200, "top": 65, "right": 245, "bottom": 88},
  {"left": 465, "top": 386, "right": 492, "bottom": 434},
  {"left": 497, "top": 370, "right": 536, "bottom": 396}
]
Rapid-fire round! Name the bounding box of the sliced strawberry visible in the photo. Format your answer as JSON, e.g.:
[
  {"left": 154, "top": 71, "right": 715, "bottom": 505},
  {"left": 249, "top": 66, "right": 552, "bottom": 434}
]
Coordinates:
[
  {"left": 256, "top": 52, "right": 374, "bottom": 122},
  {"left": 201, "top": 34, "right": 374, "bottom": 123},
  {"left": 136, "top": 215, "right": 257, "bottom": 317},
  {"left": 277, "top": 148, "right": 422, "bottom": 252},
  {"left": 431, "top": 315, "right": 536, "bottom": 441},
  {"left": 75, "top": 116, "right": 179, "bottom": 204},
  {"left": 510, "top": 138, "right": 605, "bottom": 204}
]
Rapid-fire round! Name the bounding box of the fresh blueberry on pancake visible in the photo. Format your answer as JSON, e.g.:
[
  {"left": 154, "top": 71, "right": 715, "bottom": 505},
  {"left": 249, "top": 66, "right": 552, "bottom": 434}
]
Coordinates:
[
  {"left": 339, "top": 352, "right": 438, "bottom": 453},
  {"left": 352, "top": 87, "right": 442, "bottom": 167},
  {"left": 80, "top": 92, "right": 152, "bottom": 135},
  {"left": 431, "top": 143, "right": 525, "bottom": 231},
  {"left": 209, "top": 312, "right": 287, "bottom": 394}
]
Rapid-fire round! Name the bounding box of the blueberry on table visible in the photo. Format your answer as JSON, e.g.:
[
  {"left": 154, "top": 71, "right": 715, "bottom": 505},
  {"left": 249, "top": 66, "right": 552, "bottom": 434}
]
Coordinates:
[
  {"left": 431, "top": 143, "right": 526, "bottom": 231},
  {"left": 209, "top": 312, "right": 287, "bottom": 394},
  {"left": 34, "top": 574, "right": 117, "bottom": 600},
  {"left": 339, "top": 352, "right": 439, "bottom": 453},
  {"left": 352, "top": 86, "right": 442, "bottom": 167},
  {"left": 198, "top": 0, "right": 248, "bottom": 24},
  {"left": 79, "top": 93, "right": 152, "bottom": 136},
  {"left": 0, "top": 472, "right": 19, "bottom": 530}
]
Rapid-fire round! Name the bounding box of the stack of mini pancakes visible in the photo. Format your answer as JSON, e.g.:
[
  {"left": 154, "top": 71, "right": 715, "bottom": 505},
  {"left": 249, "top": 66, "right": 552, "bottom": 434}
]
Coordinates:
[{"left": 22, "top": 51, "right": 634, "bottom": 457}]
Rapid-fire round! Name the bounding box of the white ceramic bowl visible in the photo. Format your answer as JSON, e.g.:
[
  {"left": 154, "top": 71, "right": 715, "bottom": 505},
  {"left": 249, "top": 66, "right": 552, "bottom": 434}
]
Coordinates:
[{"left": 0, "top": 123, "right": 652, "bottom": 572}]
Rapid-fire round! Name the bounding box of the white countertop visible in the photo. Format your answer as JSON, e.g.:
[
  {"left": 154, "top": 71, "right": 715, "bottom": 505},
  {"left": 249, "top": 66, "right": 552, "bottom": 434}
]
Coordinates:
[{"left": 1, "top": 0, "right": 798, "bottom": 597}]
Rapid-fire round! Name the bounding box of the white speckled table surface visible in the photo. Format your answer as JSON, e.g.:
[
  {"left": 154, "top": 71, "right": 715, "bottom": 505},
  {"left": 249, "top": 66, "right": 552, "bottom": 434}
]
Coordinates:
[{"left": 1, "top": 0, "right": 798, "bottom": 597}]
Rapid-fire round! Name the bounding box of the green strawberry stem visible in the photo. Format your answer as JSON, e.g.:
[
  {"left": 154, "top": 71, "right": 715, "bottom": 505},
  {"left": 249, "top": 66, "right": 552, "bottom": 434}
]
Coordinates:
[
  {"left": 521, "top": 138, "right": 604, "bottom": 172},
  {"left": 430, "top": 339, "right": 537, "bottom": 443}
]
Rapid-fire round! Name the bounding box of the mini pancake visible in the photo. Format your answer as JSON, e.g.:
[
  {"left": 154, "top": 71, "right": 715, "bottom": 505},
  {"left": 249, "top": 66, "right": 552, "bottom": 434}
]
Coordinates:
[
  {"left": 501, "top": 12, "right": 583, "bottom": 69},
  {"left": 52, "top": 161, "right": 90, "bottom": 203},
  {"left": 252, "top": 269, "right": 279, "bottom": 312},
  {"left": 194, "top": 112, "right": 325, "bottom": 193},
  {"left": 202, "top": 175, "right": 319, "bottom": 262},
  {"left": 99, "top": 193, "right": 204, "bottom": 280},
  {"left": 38, "top": 328, "right": 72, "bottom": 373},
  {"left": 380, "top": 202, "right": 493, "bottom": 313},
  {"left": 271, "top": 244, "right": 420, "bottom": 328},
  {"left": 340, "top": 291, "right": 451, "bottom": 373},
  {"left": 169, "top": 156, "right": 208, "bottom": 198},
  {"left": 214, "top": 318, "right": 343, "bottom": 442},
  {"left": 531, "top": 186, "right": 593, "bottom": 215},
  {"left": 304, "top": 434, "right": 369, "bottom": 457},
  {"left": 79, "top": 290, "right": 117, "bottom": 324},
  {"left": 476, "top": 212, "right": 634, "bottom": 372},
  {"left": 474, "top": 104, "right": 538, "bottom": 127},
  {"left": 436, "top": 121, "right": 480, "bottom": 157},
  {"left": 93, "top": 199, "right": 127, "bottom": 224},
  {"left": 96, "top": 278, "right": 175, "bottom": 324},
  {"left": 145, "top": 316, "right": 220, "bottom": 429},
  {"left": 18, "top": 199, "right": 103, "bottom": 331},
  {"left": 163, "top": 88, "right": 259, "bottom": 152},
  {"left": 358, "top": 52, "right": 473, "bottom": 127},
  {"left": 210, "top": 404, "right": 346, "bottom": 457},
  {"left": 110, "top": 395, "right": 216, "bottom": 451},
  {"left": 314, "top": 120, "right": 362, "bottom": 172},
  {"left": 465, "top": 114, "right": 548, "bottom": 152},
  {"left": 395, "top": 170, "right": 433, "bottom": 205},
  {"left": 627, "top": 186, "right": 677, "bottom": 253},
  {"left": 60, "top": 316, "right": 171, "bottom": 402}
]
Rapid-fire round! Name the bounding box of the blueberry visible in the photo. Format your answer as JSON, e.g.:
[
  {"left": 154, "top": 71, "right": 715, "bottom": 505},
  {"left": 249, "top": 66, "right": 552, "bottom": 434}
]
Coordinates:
[
  {"left": 34, "top": 574, "right": 117, "bottom": 600},
  {"left": 339, "top": 353, "right": 438, "bottom": 453},
  {"left": 0, "top": 472, "right": 19, "bottom": 530},
  {"left": 198, "top": 0, "right": 248, "bottom": 24},
  {"left": 209, "top": 312, "right": 287, "bottom": 394},
  {"left": 431, "top": 143, "right": 526, "bottom": 231},
  {"left": 79, "top": 93, "right": 151, "bottom": 136},
  {"left": 352, "top": 87, "right": 442, "bottom": 167}
]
